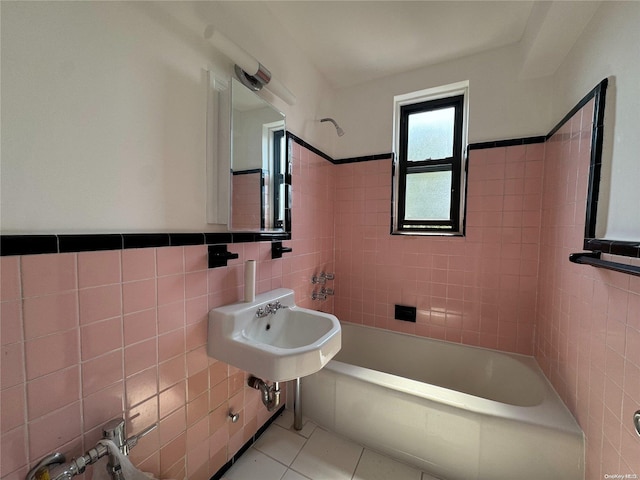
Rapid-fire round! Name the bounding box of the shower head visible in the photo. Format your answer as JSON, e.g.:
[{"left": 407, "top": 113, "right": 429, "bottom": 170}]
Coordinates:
[{"left": 320, "top": 118, "right": 345, "bottom": 137}]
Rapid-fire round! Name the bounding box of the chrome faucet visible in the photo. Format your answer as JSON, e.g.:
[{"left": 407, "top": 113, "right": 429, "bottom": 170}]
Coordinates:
[
  {"left": 311, "top": 290, "right": 327, "bottom": 301},
  {"left": 311, "top": 272, "right": 335, "bottom": 284},
  {"left": 256, "top": 301, "right": 287, "bottom": 318},
  {"left": 26, "top": 418, "right": 157, "bottom": 480},
  {"left": 26, "top": 447, "right": 106, "bottom": 480}
]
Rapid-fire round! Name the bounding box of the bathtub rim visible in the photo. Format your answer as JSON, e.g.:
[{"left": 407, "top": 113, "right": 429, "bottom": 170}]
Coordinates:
[{"left": 328, "top": 322, "right": 583, "bottom": 437}]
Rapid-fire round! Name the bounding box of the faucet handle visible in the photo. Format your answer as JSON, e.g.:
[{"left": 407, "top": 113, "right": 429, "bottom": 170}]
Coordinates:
[
  {"left": 311, "top": 273, "right": 327, "bottom": 284},
  {"left": 311, "top": 290, "right": 327, "bottom": 301},
  {"left": 102, "top": 418, "right": 127, "bottom": 454}
]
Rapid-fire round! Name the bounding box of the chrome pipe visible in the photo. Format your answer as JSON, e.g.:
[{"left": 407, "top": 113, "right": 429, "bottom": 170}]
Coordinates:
[
  {"left": 26, "top": 453, "right": 66, "bottom": 480},
  {"left": 320, "top": 118, "right": 345, "bottom": 137},
  {"left": 294, "top": 377, "right": 303, "bottom": 431},
  {"left": 248, "top": 376, "right": 281, "bottom": 412},
  {"left": 25, "top": 418, "right": 156, "bottom": 480}
]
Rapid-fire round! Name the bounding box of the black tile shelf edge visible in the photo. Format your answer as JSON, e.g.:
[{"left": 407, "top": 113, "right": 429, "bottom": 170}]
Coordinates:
[
  {"left": 123, "top": 234, "right": 171, "bottom": 249},
  {"left": 59, "top": 234, "right": 124, "bottom": 253},
  {"left": 468, "top": 136, "right": 546, "bottom": 151},
  {"left": 0, "top": 231, "right": 291, "bottom": 257},
  {"left": 333, "top": 153, "right": 394, "bottom": 164},
  {"left": 209, "top": 405, "right": 286, "bottom": 480},
  {"left": 169, "top": 233, "right": 206, "bottom": 246},
  {"left": 570, "top": 251, "right": 640, "bottom": 277},
  {"left": 0, "top": 235, "right": 59, "bottom": 256},
  {"left": 584, "top": 239, "right": 640, "bottom": 258}
]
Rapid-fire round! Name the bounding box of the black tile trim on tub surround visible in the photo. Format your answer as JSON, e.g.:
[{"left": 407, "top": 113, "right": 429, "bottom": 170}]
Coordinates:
[
  {"left": 288, "top": 131, "right": 393, "bottom": 165},
  {"left": 467, "top": 136, "right": 546, "bottom": 151},
  {"left": 333, "top": 152, "right": 394, "bottom": 164},
  {"left": 287, "top": 132, "right": 334, "bottom": 163},
  {"left": 0, "top": 231, "right": 290, "bottom": 257}
]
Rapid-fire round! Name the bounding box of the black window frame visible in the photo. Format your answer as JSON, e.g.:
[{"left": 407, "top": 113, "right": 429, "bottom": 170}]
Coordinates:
[{"left": 393, "top": 94, "right": 465, "bottom": 235}]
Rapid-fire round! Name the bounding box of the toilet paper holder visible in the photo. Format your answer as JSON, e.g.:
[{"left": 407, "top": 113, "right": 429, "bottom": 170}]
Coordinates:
[{"left": 26, "top": 418, "right": 158, "bottom": 480}]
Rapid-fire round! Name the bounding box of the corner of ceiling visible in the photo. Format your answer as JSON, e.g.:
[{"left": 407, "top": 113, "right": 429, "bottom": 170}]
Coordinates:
[{"left": 518, "top": 0, "right": 602, "bottom": 81}]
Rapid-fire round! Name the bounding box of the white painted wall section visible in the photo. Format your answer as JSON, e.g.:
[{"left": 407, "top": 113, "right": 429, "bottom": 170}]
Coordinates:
[{"left": 552, "top": 2, "right": 640, "bottom": 241}]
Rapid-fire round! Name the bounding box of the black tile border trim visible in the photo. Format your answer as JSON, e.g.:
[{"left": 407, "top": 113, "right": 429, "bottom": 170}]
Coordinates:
[
  {"left": 0, "top": 235, "right": 59, "bottom": 256},
  {"left": 210, "top": 405, "right": 286, "bottom": 480},
  {"left": 584, "top": 239, "right": 640, "bottom": 258},
  {"left": 468, "top": 136, "right": 546, "bottom": 151},
  {"left": 1, "top": 231, "right": 290, "bottom": 257},
  {"left": 547, "top": 79, "right": 607, "bottom": 140},
  {"left": 333, "top": 152, "right": 394, "bottom": 164},
  {"left": 288, "top": 132, "right": 334, "bottom": 163},
  {"left": 288, "top": 131, "right": 394, "bottom": 165}
]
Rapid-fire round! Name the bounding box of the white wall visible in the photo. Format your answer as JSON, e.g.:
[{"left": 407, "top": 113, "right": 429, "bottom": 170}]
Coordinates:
[
  {"left": 3, "top": 2, "right": 638, "bottom": 240},
  {"left": 0, "top": 1, "right": 333, "bottom": 234},
  {"left": 551, "top": 2, "right": 640, "bottom": 241},
  {"left": 329, "top": 42, "right": 554, "bottom": 159}
]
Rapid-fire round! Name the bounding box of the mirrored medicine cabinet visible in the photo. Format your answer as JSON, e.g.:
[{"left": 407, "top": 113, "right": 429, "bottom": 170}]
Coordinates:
[{"left": 207, "top": 72, "right": 290, "bottom": 235}]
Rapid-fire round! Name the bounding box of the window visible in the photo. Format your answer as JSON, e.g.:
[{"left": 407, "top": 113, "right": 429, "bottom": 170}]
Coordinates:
[{"left": 392, "top": 82, "right": 468, "bottom": 235}]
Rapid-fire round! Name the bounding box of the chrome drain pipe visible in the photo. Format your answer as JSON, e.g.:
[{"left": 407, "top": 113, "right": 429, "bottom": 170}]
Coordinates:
[
  {"left": 294, "top": 377, "right": 302, "bottom": 431},
  {"left": 248, "top": 376, "right": 281, "bottom": 412}
]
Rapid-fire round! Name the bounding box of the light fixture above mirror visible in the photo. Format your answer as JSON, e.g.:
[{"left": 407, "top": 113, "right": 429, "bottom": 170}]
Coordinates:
[{"left": 204, "top": 25, "right": 296, "bottom": 106}]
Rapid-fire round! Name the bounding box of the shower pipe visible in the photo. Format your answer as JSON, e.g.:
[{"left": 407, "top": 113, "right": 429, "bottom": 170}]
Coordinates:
[{"left": 320, "top": 118, "right": 345, "bottom": 137}]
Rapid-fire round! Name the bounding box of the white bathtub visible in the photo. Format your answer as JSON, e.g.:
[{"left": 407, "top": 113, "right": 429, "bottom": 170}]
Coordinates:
[{"left": 301, "top": 323, "right": 584, "bottom": 480}]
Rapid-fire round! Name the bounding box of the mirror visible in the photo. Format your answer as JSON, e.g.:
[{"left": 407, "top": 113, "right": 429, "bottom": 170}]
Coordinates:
[{"left": 230, "top": 78, "right": 288, "bottom": 232}]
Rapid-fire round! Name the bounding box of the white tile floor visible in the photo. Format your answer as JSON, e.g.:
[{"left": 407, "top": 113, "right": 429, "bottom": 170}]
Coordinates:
[{"left": 222, "top": 410, "right": 442, "bottom": 480}]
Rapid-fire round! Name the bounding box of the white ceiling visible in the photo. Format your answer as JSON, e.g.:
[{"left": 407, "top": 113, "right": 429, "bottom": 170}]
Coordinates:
[
  {"left": 264, "top": 1, "right": 533, "bottom": 89},
  {"left": 264, "top": 0, "right": 601, "bottom": 89},
  {"left": 164, "top": 1, "right": 601, "bottom": 91}
]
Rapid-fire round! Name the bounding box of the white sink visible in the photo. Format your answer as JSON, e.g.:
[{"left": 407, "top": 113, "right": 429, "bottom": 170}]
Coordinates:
[{"left": 207, "top": 288, "right": 341, "bottom": 382}]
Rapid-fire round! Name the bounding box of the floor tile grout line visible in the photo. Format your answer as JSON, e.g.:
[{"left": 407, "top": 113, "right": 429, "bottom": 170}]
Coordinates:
[
  {"left": 350, "top": 445, "right": 366, "bottom": 480},
  {"left": 253, "top": 420, "right": 313, "bottom": 479},
  {"left": 252, "top": 425, "right": 308, "bottom": 470},
  {"left": 285, "top": 419, "right": 317, "bottom": 468},
  {"left": 248, "top": 416, "right": 436, "bottom": 480},
  {"left": 282, "top": 420, "right": 315, "bottom": 479}
]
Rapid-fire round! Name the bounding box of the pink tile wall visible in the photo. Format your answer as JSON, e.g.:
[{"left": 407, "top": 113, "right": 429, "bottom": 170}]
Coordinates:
[
  {"left": 333, "top": 143, "right": 544, "bottom": 355},
  {"left": 0, "top": 142, "right": 335, "bottom": 480},
  {"left": 284, "top": 140, "right": 336, "bottom": 311},
  {"left": 535, "top": 99, "right": 640, "bottom": 478},
  {"left": 3, "top": 129, "right": 636, "bottom": 479}
]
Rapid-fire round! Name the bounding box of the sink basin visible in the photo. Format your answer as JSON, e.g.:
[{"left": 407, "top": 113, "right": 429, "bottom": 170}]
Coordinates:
[{"left": 207, "top": 288, "right": 341, "bottom": 382}]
